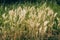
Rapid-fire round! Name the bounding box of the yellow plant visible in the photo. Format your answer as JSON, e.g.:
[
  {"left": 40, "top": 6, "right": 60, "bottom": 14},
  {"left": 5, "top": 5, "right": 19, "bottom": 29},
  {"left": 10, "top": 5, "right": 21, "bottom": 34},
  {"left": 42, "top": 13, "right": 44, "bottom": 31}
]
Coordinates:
[{"left": 1, "top": 3, "right": 59, "bottom": 40}]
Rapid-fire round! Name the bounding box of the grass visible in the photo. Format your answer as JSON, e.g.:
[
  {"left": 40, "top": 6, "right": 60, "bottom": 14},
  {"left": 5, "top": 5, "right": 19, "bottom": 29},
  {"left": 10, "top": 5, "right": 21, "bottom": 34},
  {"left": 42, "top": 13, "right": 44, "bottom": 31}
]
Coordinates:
[{"left": 0, "top": 2, "right": 60, "bottom": 40}]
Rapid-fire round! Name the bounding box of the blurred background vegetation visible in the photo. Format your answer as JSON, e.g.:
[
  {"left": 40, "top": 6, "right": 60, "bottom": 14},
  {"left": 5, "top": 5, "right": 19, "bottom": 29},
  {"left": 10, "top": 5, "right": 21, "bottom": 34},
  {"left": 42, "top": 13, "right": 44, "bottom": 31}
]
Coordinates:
[
  {"left": 0, "top": 0, "right": 60, "bottom": 4},
  {"left": 0, "top": 0, "right": 60, "bottom": 40}
]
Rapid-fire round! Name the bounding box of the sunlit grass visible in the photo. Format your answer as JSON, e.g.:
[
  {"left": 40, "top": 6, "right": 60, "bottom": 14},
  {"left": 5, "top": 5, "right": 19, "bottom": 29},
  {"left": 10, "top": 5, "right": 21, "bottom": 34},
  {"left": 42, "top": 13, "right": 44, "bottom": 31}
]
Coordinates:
[{"left": 0, "top": 3, "right": 60, "bottom": 40}]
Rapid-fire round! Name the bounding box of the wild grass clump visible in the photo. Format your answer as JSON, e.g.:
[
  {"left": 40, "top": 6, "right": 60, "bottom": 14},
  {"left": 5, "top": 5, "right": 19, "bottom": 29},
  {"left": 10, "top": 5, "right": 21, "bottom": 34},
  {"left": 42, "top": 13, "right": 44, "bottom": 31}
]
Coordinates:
[{"left": 0, "top": 3, "right": 60, "bottom": 40}]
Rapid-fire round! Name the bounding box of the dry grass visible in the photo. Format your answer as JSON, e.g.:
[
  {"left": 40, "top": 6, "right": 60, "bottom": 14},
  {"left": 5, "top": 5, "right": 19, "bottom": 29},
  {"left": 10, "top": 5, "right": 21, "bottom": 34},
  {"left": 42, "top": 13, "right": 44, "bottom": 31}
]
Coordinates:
[{"left": 0, "top": 3, "right": 60, "bottom": 40}]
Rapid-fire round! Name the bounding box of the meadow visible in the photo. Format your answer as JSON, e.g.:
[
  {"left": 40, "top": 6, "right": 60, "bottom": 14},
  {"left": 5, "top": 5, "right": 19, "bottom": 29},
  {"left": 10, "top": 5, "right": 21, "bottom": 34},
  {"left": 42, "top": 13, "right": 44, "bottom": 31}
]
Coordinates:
[{"left": 0, "top": 2, "right": 60, "bottom": 40}]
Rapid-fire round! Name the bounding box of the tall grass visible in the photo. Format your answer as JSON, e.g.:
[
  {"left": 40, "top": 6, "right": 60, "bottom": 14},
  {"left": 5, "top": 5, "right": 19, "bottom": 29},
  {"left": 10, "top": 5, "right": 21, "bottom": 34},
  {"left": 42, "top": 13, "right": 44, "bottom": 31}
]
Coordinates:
[{"left": 0, "top": 3, "right": 60, "bottom": 40}]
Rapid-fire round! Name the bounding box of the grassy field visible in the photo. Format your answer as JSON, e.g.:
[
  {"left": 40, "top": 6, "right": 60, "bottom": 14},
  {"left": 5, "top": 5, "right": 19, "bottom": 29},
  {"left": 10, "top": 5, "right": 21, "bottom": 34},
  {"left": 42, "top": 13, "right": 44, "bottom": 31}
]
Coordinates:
[{"left": 0, "top": 2, "right": 60, "bottom": 40}]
